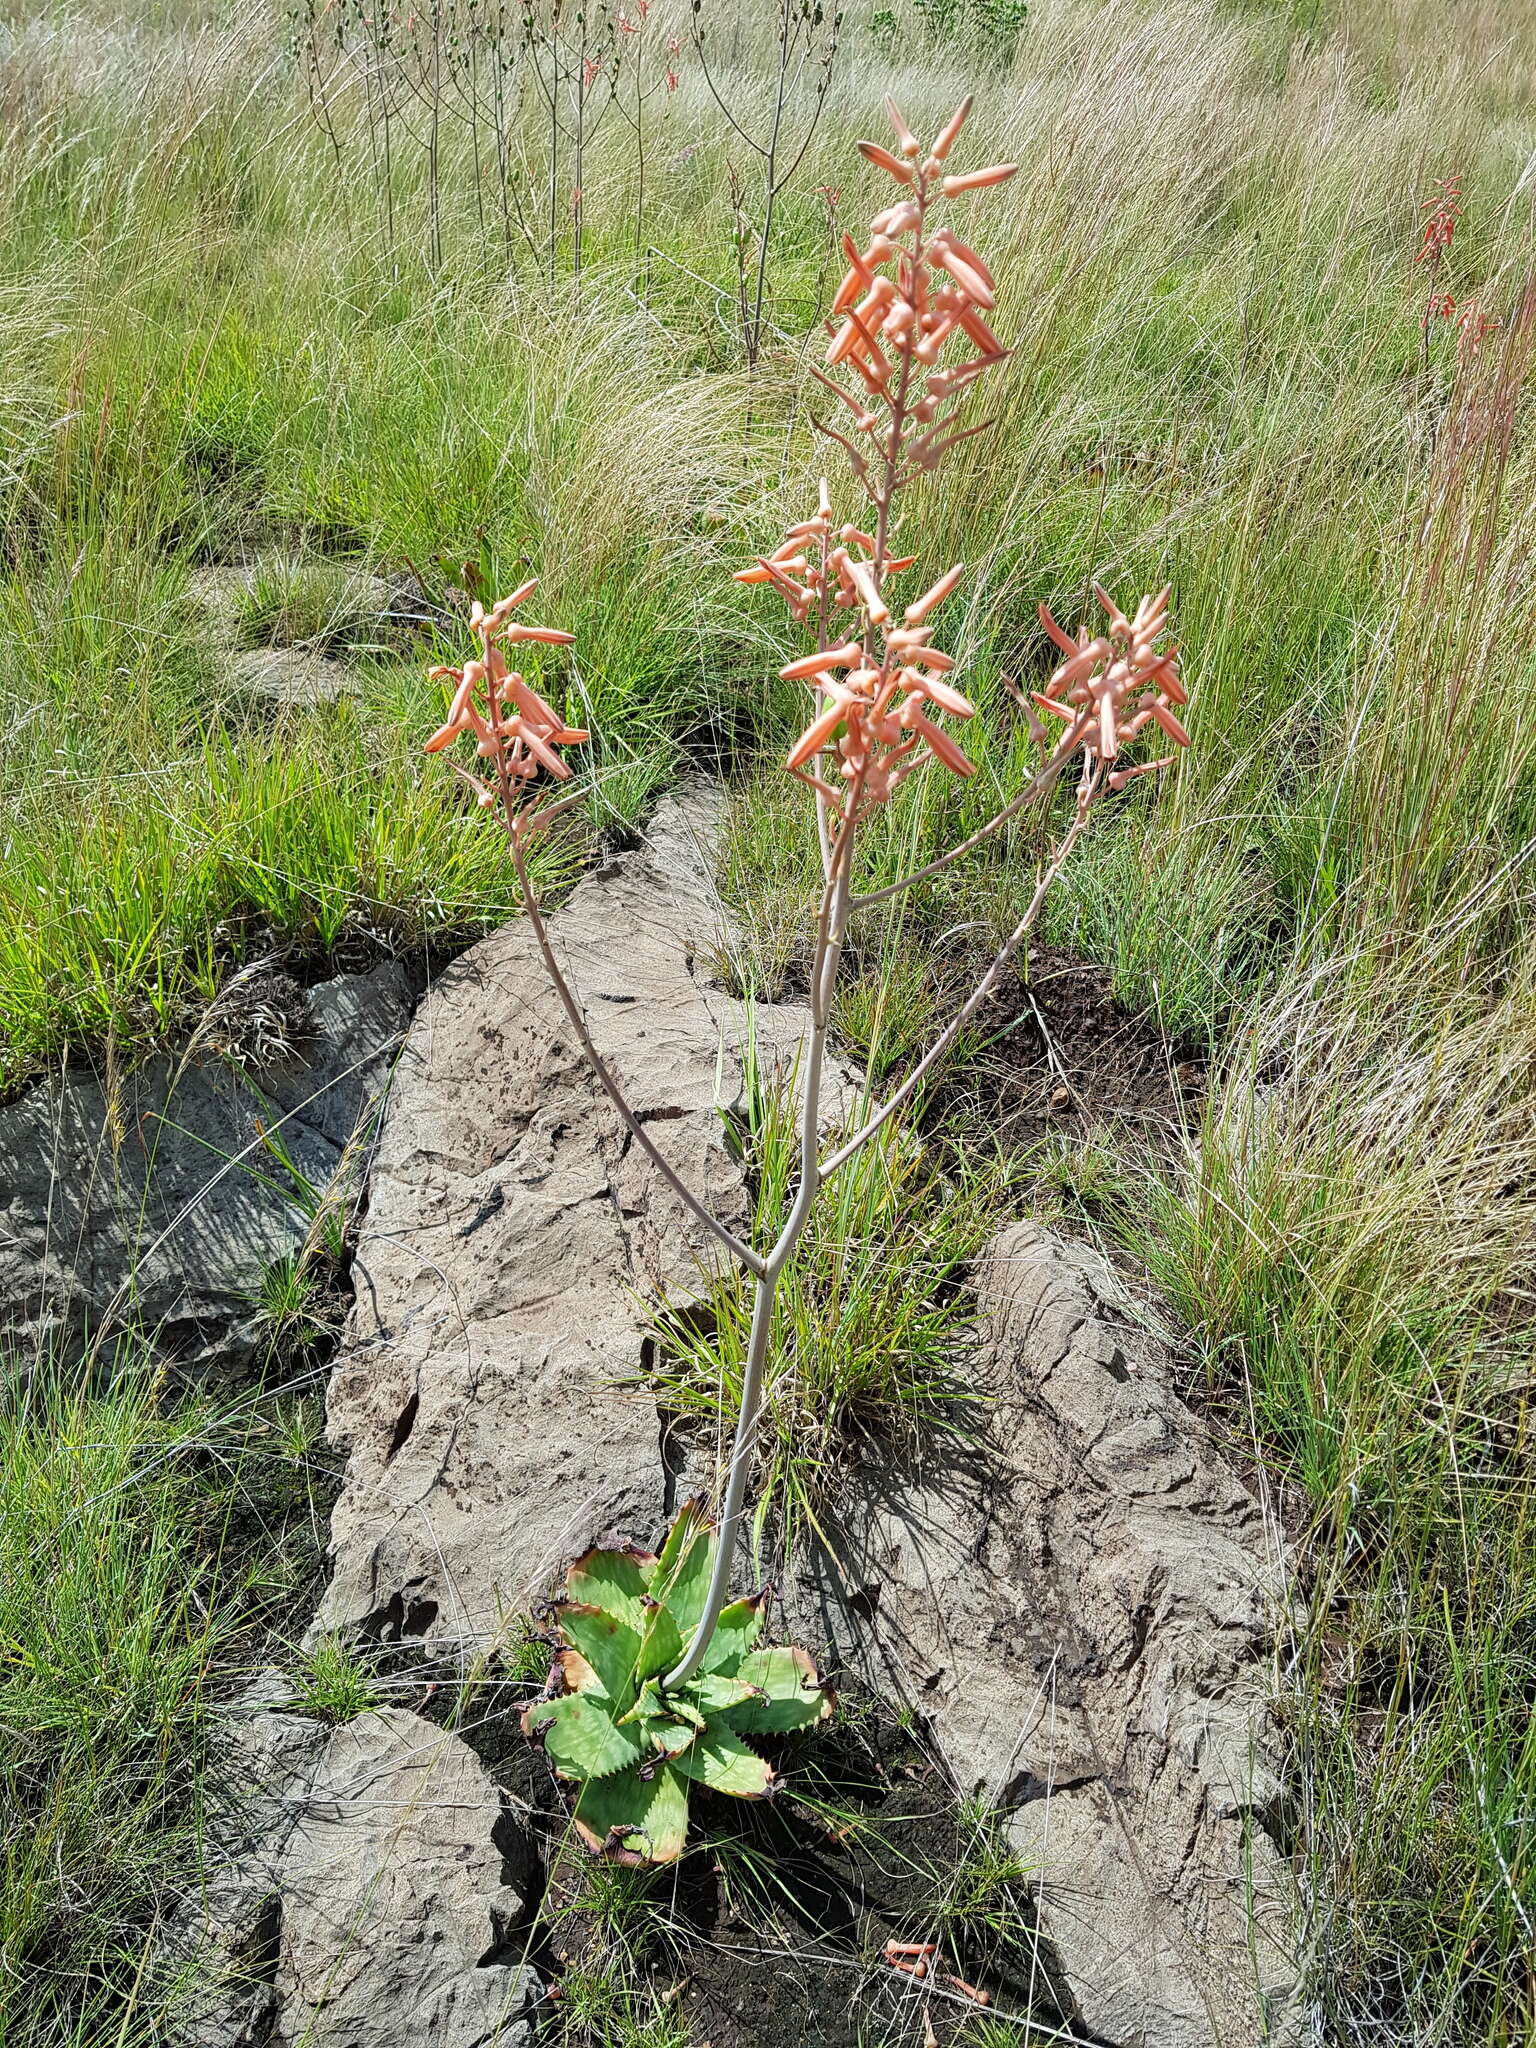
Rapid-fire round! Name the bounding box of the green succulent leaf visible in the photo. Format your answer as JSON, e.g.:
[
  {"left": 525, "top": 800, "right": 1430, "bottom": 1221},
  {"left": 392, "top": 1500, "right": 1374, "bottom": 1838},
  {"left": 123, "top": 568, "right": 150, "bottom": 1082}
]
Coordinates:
[
  {"left": 617, "top": 1676, "right": 704, "bottom": 1731},
  {"left": 565, "top": 1544, "right": 656, "bottom": 1633},
  {"left": 556, "top": 1602, "right": 642, "bottom": 1708},
  {"left": 536, "top": 1526, "right": 833, "bottom": 1865},
  {"left": 698, "top": 1592, "right": 767, "bottom": 1677},
  {"left": 617, "top": 1676, "right": 661, "bottom": 1727},
  {"left": 635, "top": 1598, "right": 683, "bottom": 1681},
  {"left": 725, "top": 1646, "right": 833, "bottom": 1734},
  {"left": 687, "top": 1673, "right": 764, "bottom": 1717},
  {"left": 649, "top": 1499, "right": 717, "bottom": 1638},
  {"left": 524, "top": 1692, "right": 645, "bottom": 1781},
  {"left": 649, "top": 1719, "right": 699, "bottom": 1760},
  {"left": 673, "top": 1725, "right": 777, "bottom": 1799},
  {"left": 573, "top": 1762, "right": 691, "bottom": 1864}
]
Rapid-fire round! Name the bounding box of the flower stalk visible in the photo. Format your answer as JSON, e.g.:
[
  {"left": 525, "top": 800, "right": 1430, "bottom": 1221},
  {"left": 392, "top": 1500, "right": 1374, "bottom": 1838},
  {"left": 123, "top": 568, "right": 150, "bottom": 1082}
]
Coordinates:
[{"left": 426, "top": 91, "right": 1193, "bottom": 1831}]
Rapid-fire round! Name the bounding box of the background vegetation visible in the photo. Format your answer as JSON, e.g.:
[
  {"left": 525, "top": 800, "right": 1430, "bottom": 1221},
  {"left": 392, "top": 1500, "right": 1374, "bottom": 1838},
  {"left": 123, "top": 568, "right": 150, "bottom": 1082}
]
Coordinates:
[{"left": 3, "top": 0, "right": 1536, "bottom": 2038}]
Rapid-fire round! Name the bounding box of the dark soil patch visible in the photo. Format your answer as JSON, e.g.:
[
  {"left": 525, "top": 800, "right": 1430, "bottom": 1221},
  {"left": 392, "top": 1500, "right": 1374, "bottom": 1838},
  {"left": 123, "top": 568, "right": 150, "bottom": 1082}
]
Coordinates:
[
  {"left": 425, "top": 1665, "right": 1085, "bottom": 2048},
  {"left": 929, "top": 940, "right": 1202, "bottom": 1162}
]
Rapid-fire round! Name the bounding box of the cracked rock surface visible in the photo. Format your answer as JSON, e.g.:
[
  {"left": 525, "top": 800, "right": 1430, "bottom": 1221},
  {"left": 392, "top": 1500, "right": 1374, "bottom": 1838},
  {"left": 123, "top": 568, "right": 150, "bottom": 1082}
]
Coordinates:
[
  {"left": 309, "top": 780, "right": 1295, "bottom": 2046},
  {"left": 784, "top": 1222, "right": 1298, "bottom": 2047},
  {"left": 0, "top": 964, "right": 413, "bottom": 1369},
  {"left": 168, "top": 1678, "right": 539, "bottom": 2048}
]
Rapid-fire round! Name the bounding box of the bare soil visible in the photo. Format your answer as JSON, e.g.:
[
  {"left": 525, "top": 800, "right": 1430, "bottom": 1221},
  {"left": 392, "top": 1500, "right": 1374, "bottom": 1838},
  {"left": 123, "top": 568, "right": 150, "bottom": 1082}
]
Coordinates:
[
  {"left": 443, "top": 1671, "right": 1085, "bottom": 2048},
  {"left": 930, "top": 940, "right": 1202, "bottom": 1160}
]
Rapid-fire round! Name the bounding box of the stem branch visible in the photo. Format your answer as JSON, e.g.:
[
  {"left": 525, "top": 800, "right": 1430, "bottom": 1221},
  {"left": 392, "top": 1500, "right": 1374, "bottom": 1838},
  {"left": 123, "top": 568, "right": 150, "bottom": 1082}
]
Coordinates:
[{"left": 508, "top": 827, "right": 765, "bottom": 1278}]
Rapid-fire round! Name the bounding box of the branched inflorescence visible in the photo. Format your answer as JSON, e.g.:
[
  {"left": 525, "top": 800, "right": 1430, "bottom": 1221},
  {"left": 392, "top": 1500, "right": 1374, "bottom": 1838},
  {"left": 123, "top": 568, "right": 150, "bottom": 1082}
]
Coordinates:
[
  {"left": 743, "top": 95, "right": 1184, "bottom": 840},
  {"left": 424, "top": 581, "right": 587, "bottom": 829},
  {"left": 424, "top": 88, "right": 1196, "bottom": 1867}
]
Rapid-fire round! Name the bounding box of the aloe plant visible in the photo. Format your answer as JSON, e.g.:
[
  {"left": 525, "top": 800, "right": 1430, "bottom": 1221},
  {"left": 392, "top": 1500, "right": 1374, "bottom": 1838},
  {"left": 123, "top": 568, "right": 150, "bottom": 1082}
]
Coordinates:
[
  {"left": 429, "top": 98, "right": 1191, "bottom": 1869},
  {"left": 523, "top": 1502, "right": 832, "bottom": 1862}
]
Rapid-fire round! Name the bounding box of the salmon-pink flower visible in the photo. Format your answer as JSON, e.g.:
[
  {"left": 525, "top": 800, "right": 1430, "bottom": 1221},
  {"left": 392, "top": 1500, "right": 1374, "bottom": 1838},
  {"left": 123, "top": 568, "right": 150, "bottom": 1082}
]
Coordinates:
[
  {"left": 424, "top": 582, "right": 587, "bottom": 820},
  {"left": 928, "top": 93, "right": 973, "bottom": 164},
  {"left": 941, "top": 163, "right": 1018, "bottom": 196},
  {"left": 856, "top": 140, "right": 914, "bottom": 184},
  {"left": 752, "top": 504, "right": 978, "bottom": 824},
  {"left": 1033, "top": 585, "right": 1188, "bottom": 771},
  {"left": 739, "top": 102, "right": 1027, "bottom": 830}
]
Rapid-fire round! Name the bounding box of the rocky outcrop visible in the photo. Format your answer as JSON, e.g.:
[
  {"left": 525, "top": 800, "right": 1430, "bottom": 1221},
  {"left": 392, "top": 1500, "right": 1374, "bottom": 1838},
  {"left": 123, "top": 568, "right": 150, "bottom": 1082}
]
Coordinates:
[
  {"left": 787, "top": 1223, "right": 1297, "bottom": 2048},
  {"left": 186, "top": 561, "right": 409, "bottom": 706},
  {"left": 315, "top": 785, "right": 852, "bottom": 1649},
  {"left": 294, "top": 782, "right": 1293, "bottom": 2045},
  {"left": 168, "top": 1678, "right": 540, "bottom": 2048},
  {"left": 0, "top": 964, "right": 412, "bottom": 1369}
]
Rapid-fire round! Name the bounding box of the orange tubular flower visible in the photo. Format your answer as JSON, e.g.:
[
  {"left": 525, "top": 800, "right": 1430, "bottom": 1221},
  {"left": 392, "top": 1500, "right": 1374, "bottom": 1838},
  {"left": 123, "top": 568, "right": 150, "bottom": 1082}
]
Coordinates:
[
  {"left": 424, "top": 581, "right": 587, "bottom": 821},
  {"left": 1033, "top": 584, "right": 1188, "bottom": 789},
  {"left": 737, "top": 93, "right": 1019, "bottom": 833}
]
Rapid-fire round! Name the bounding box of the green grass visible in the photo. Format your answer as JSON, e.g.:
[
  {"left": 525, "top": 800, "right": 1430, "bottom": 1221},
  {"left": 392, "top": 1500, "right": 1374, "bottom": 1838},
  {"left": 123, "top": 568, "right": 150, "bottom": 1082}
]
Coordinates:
[
  {"left": 650, "top": 1058, "right": 995, "bottom": 1549},
  {"left": 0, "top": 1359, "right": 334, "bottom": 2047},
  {"left": 291, "top": 1635, "right": 386, "bottom": 1723},
  {"left": 1107, "top": 968, "right": 1536, "bottom": 2037},
  {"left": 4, "top": 0, "right": 1536, "bottom": 2037}
]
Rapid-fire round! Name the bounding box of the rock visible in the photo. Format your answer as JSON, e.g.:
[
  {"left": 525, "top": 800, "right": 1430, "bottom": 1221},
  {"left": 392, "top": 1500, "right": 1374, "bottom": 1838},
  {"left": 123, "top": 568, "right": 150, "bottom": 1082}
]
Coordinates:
[
  {"left": 161, "top": 1673, "right": 331, "bottom": 2048},
  {"left": 186, "top": 565, "right": 257, "bottom": 645},
  {"left": 273, "top": 1708, "right": 539, "bottom": 2047},
  {"left": 188, "top": 565, "right": 397, "bottom": 642},
  {"left": 186, "top": 560, "right": 403, "bottom": 704},
  {"left": 227, "top": 646, "right": 359, "bottom": 707},
  {"left": 315, "top": 781, "right": 854, "bottom": 1648},
  {"left": 786, "top": 1222, "right": 1297, "bottom": 2048},
  {"left": 166, "top": 1688, "right": 538, "bottom": 2048},
  {"left": 0, "top": 963, "right": 413, "bottom": 1369}
]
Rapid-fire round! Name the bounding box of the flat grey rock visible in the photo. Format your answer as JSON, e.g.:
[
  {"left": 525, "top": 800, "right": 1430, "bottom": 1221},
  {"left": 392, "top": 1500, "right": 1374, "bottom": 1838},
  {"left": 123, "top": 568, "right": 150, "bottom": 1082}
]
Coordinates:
[
  {"left": 273, "top": 1708, "right": 538, "bottom": 2047},
  {"left": 227, "top": 646, "right": 359, "bottom": 706},
  {"left": 784, "top": 1222, "right": 1297, "bottom": 2047},
  {"left": 166, "top": 1690, "right": 537, "bottom": 2048},
  {"left": 0, "top": 963, "right": 412, "bottom": 1368},
  {"left": 188, "top": 563, "right": 397, "bottom": 665},
  {"left": 161, "top": 1674, "right": 331, "bottom": 2048}
]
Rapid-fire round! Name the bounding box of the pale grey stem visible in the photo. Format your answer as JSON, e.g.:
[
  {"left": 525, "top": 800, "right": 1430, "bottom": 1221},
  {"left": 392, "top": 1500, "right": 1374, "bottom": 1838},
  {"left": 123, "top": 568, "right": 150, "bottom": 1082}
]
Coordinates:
[
  {"left": 814, "top": 772, "right": 834, "bottom": 879},
  {"left": 666, "top": 839, "right": 852, "bottom": 1688},
  {"left": 510, "top": 830, "right": 766, "bottom": 1278},
  {"left": 849, "top": 709, "right": 1092, "bottom": 912},
  {"left": 818, "top": 774, "right": 1102, "bottom": 1180}
]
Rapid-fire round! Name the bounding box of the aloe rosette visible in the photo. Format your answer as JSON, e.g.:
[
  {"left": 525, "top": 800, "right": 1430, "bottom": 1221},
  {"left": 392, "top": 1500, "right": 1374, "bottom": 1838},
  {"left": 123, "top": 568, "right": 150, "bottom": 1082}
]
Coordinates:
[{"left": 523, "top": 1502, "right": 833, "bottom": 1862}]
